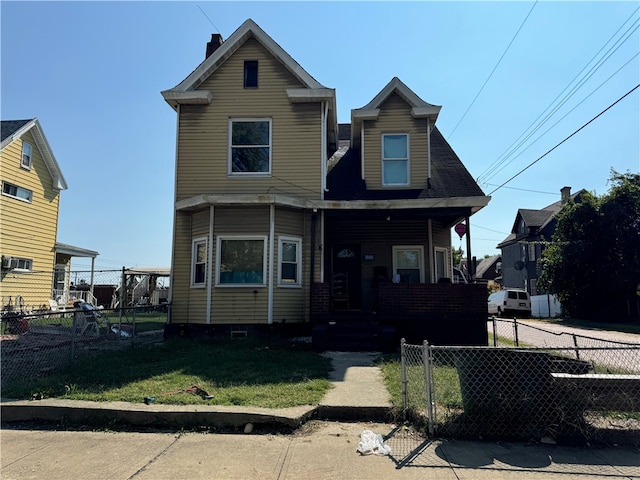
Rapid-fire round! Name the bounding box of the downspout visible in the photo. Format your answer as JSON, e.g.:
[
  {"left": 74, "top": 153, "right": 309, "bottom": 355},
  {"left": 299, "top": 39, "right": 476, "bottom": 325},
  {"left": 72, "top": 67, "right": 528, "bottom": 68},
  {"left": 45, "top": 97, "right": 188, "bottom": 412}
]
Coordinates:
[
  {"left": 310, "top": 211, "right": 317, "bottom": 319},
  {"left": 320, "top": 210, "right": 325, "bottom": 284},
  {"left": 168, "top": 104, "right": 180, "bottom": 322},
  {"left": 206, "top": 205, "right": 214, "bottom": 324},
  {"left": 361, "top": 122, "right": 365, "bottom": 181},
  {"left": 427, "top": 118, "right": 432, "bottom": 188},
  {"left": 268, "top": 204, "right": 275, "bottom": 324}
]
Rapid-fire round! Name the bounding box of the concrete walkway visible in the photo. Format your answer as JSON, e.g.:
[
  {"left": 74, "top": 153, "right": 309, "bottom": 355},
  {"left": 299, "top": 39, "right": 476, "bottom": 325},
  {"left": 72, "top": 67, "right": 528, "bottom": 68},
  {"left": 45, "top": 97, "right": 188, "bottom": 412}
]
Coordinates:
[{"left": 2, "top": 351, "right": 640, "bottom": 479}]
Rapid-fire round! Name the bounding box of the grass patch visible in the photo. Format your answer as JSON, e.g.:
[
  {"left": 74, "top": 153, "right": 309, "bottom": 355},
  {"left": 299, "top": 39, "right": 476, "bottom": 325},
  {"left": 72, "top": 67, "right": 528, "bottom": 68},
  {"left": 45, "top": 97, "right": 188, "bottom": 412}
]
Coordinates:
[{"left": 3, "top": 338, "right": 332, "bottom": 408}]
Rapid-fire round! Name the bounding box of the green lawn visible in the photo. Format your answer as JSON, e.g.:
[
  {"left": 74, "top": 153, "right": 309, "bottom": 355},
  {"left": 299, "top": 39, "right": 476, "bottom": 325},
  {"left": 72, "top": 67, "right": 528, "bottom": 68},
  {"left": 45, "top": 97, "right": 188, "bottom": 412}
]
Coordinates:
[{"left": 2, "top": 338, "right": 333, "bottom": 408}]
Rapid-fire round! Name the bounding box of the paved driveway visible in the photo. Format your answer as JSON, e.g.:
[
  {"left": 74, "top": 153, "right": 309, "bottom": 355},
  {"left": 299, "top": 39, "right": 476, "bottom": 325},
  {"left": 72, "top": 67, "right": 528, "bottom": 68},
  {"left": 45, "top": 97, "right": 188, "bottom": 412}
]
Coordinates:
[{"left": 488, "top": 318, "right": 640, "bottom": 373}]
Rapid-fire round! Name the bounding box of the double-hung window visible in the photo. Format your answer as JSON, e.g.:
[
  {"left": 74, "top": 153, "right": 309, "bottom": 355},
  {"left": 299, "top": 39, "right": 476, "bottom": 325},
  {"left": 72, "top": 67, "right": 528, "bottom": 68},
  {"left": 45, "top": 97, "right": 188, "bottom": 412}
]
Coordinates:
[
  {"left": 21, "top": 142, "right": 32, "bottom": 169},
  {"left": 191, "top": 237, "right": 207, "bottom": 287},
  {"left": 217, "top": 236, "right": 267, "bottom": 286},
  {"left": 229, "top": 119, "right": 271, "bottom": 175},
  {"left": 278, "top": 236, "right": 301, "bottom": 287},
  {"left": 382, "top": 134, "right": 409, "bottom": 186},
  {"left": 393, "top": 246, "right": 424, "bottom": 284},
  {"left": 2, "top": 181, "right": 32, "bottom": 203}
]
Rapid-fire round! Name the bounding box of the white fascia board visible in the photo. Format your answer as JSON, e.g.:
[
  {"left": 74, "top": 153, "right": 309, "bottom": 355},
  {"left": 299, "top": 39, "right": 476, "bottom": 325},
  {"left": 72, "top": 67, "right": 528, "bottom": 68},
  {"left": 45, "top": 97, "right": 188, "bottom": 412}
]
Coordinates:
[
  {"left": 412, "top": 105, "right": 442, "bottom": 119},
  {"left": 166, "top": 19, "right": 325, "bottom": 98},
  {"left": 55, "top": 242, "right": 99, "bottom": 257},
  {"left": 322, "top": 196, "right": 491, "bottom": 212},
  {"left": 176, "top": 193, "right": 314, "bottom": 211},
  {"left": 351, "top": 108, "right": 380, "bottom": 121},
  {"left": 3, "top": 119, "right": 68, "bottom": 190},
  {"left": 161, "top": 90, "right": 213, "bottom": 109},
  {"left": 286, "top": 88, "right": 335, "bottom": 102}
]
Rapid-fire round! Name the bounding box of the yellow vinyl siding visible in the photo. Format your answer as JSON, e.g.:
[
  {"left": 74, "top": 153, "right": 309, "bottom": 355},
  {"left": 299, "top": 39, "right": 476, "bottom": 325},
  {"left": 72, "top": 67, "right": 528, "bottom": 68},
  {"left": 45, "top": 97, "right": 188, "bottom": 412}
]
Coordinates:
[
  {"left": 1, "top": 132, "right": 60, "bottom": 308},
  {"left": 176, "top": 37, "right": 323, "bottom": 202},
  {"left": 211, "top": 206, "right": 270, "bottom": 324},
  {"left": 273, "top": 207, "right": 309, "bottom": 323},
  {"left": 363, "top": 93, "right": 429, "bottom": 190}
]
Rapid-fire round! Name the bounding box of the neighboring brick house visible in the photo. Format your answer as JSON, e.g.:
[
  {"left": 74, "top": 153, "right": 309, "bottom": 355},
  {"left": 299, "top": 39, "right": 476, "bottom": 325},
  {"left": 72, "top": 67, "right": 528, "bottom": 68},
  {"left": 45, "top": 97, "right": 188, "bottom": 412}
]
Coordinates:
[
  {"left": 161, "top": 19, "right": 490, "bottom": 346},
  {"left": 497, "top": 187, "right": 585, "bottom": 295}
]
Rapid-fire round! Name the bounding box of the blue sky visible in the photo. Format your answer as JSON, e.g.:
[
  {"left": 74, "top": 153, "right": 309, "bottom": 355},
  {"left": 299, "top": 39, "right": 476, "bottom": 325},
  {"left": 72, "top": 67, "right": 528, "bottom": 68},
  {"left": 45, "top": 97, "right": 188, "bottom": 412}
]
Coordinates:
[{"left": 2, "top": 1, "right": 639, "bottom": 272}]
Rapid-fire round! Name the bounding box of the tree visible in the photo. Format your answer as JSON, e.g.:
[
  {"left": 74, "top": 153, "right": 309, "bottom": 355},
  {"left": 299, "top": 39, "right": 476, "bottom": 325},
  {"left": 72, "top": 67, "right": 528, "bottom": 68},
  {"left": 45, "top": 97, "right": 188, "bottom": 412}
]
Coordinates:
[{"left": 539, "top": 171, "right": 640, "bottom": 321}]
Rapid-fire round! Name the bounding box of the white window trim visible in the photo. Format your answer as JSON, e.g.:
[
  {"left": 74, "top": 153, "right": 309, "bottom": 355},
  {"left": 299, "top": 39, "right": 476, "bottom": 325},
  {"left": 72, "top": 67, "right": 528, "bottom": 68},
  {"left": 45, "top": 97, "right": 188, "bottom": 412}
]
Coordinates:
[
  {"left": 278, "top": 236, "right": 302, "bottom": 288},
  {"left": 392, "top": 245, "right": 425, "bottom": 283},
  {"left": 190, "top": 237, "right": 208, "bottom": 288},
  {"left": 2, "top": 181, "right": 32, "bottom": 203},
  {"left": 216, "top": 235, "right": 268, "bottom": 287},
  {"left": 228, "top": 118, "right": 272, "bottom": 177},
  {"left": 381, "top": 133, "right": 410, "bottom": 187},
  {"left": 11, "top": 257, "right": 33, "bottom": 272},
  {"left": 21, "top": 142, "right": 32, "bottom": 170},
  {"left": 434, "top": 246, "right": 449, "bottom": 282}
]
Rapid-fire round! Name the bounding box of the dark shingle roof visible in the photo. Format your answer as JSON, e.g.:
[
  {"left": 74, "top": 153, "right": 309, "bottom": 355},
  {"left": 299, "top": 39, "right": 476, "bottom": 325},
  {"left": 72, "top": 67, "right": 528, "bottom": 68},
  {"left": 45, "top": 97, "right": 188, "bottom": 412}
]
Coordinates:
[
  {"left": 1, "top": 119, "right": 33, "bottom": 143},
  {"left": 518, "top": 208, "right": 553, "bottom": 228},
  {"left": 326, "top": 126, "right": 485, "bottom": 201}
]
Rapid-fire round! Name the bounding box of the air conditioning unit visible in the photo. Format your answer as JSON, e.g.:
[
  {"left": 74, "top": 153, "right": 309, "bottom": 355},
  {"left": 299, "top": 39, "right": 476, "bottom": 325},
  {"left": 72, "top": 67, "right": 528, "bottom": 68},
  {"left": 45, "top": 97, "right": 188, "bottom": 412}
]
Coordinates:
[{"left": 1, "top": 256, "right": 15, "bottom": 269}]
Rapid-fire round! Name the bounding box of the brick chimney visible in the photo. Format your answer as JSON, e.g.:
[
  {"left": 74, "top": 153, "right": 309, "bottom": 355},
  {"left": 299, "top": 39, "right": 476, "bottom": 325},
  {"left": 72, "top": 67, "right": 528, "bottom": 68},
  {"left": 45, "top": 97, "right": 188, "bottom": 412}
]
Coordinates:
[
  {"left": 561, "top": 186, "right": 571, "bottom": 205},
  {"left": 205, "top": 33, "right": 223, "bottom": 59}
]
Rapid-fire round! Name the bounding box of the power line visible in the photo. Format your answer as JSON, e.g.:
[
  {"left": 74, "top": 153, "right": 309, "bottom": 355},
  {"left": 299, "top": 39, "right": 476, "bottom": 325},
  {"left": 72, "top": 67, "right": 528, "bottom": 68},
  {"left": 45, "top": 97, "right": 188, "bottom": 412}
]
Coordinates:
[
  {"left": 448, "top": 0, "right": 538, "bottom": 138},
  {"left": 487, "top": 84, "right": 640, "bottom": 196},
  {"left": 484, "top": 184, "right": 559, "bottom": 195},
  {"left": 478, "top": 8, "right": 640, "bottom": 184},
  {"left": 197, "top": 5, "right": 220, "bottom": 32}
]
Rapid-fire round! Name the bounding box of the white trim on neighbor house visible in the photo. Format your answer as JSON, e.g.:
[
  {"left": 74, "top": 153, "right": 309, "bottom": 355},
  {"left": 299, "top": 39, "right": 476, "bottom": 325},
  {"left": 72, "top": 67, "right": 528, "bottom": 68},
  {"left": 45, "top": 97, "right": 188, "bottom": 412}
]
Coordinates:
[
  {"left": 206, "top": 206, "right": 215, "bottom": 323},
  {"left": 0, "top": 118, "right": 67, "bottom": 190},
  {"left": 268, "top": 205, "right": 275, "bottom": 324},
  {"left": 434, "top": 246, "right": 449, "bottom": 282}
]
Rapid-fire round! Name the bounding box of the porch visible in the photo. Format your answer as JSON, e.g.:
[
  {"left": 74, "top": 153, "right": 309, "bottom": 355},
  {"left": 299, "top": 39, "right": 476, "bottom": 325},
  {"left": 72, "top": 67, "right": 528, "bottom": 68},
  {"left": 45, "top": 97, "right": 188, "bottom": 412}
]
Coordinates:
[{"left": 311, "top": 282, "right": 488, "bottom": 351}]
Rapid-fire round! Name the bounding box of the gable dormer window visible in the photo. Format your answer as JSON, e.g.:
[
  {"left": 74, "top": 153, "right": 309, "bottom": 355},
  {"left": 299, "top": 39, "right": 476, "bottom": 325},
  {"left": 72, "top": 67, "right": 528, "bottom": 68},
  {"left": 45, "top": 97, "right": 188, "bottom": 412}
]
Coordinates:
[
  {"left": 21, "top": 142, "right": 32, "bottom": 169},
  {"left": 382, "top": 134, "right": 409, "bottom": 186},
  {"left": 229, "top": 118, "right": 271, "bottom": 175},
  {"left": 244, "top": 60, "right": 258, "bottom": 88}
]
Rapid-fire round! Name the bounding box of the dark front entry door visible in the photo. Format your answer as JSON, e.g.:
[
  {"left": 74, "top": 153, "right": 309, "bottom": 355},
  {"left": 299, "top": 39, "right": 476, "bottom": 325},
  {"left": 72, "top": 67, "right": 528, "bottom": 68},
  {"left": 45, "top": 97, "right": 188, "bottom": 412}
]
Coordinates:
[{"left": 332, "top": 244, "right": 361, "bottom": 310}]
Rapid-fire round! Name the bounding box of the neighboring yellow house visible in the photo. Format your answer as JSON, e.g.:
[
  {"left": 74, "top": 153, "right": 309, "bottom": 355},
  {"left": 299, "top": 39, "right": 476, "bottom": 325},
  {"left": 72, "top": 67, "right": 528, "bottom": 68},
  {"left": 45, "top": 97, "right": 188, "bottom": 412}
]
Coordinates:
[
  {"left": 1, "top": 119, "right": 98, "bottom": 311},
  {"left": 162, "top": 19, "right": 491, "bottom": 347}
]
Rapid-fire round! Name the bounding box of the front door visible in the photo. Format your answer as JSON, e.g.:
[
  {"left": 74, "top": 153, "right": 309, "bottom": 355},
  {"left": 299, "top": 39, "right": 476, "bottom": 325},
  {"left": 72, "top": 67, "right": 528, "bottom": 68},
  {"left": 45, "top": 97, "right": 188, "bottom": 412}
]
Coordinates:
[{"left": 332, "top": 244, "right": 362, "bottom": 310}]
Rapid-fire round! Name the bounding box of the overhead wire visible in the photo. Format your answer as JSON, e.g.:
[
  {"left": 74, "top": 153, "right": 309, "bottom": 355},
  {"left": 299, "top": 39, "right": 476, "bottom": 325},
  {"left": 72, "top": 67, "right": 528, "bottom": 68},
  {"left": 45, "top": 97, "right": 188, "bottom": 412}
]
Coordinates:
[
  {"left": 478, "top": 8, "right": 640, "bottom": 185},
  {"left": 448, "top": 0, "right": 538, "bottom": 139},
  {"left": 487, "top": 83, "right": 640, "bottom": 197}
]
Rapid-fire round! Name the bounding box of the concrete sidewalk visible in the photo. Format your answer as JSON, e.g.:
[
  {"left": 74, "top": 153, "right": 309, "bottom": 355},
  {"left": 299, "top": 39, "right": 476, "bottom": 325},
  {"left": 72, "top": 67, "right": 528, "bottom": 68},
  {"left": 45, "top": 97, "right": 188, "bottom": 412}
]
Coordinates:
[{"left": 2, "top": 351, "right": 640, "bottom": 479}]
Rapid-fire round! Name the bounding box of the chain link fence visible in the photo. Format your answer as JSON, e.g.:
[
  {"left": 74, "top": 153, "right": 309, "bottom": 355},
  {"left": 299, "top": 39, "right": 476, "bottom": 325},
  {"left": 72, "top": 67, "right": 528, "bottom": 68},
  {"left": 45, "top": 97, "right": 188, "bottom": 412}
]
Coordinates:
[
  {"left": 1, "top": 305, "right": 168, "bottom": 390},
  {"left": 401, "top": 337, "right": 640, "bottom": 445}
]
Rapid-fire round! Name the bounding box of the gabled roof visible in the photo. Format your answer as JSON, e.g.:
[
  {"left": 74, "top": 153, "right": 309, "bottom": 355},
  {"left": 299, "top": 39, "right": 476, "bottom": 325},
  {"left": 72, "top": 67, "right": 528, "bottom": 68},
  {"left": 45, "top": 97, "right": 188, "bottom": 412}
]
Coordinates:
[
  {"left": 350, "top": 77, "right": 442, "bottom": 149},
  {"left": 475, "top": 255, "right": 501, "bottom": 278},
  {"left": 162, "top": 18, "right": 334, "bottom": 108},
  {"left": 0, "top": 118, "right": 68, "bottom": 190},
  {"left": 326, "top": 126, "right": 487, "bottom": 211}
]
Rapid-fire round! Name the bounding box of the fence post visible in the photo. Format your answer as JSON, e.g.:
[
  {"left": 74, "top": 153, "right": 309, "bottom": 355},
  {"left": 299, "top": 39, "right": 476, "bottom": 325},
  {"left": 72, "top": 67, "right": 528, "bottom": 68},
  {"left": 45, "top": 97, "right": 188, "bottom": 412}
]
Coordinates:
[
  {"left": 492, "top": 316, "right": 497, "bottom": 347},
  {"left": 70, "top": 312, "right": 76, "bottom": 362},
  {"left": 513, "top": 317, "right": 519, "bottom": 347},
  {"left": 400, "top": 338, "right": 407, "bottom": 421},
  {"left": 422, "top": 340, "right": 435, "bottom": 437}
]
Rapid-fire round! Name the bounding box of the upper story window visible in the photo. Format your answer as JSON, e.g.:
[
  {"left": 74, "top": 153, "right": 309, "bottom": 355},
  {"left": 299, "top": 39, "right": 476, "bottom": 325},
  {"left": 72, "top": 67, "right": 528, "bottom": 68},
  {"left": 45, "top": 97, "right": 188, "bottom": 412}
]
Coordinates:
[
  {"left": 21, "top": 142, "right": 32, "bottom": 169},
  {"left": 244, "top": 60, "right": 258, "bottom": 88},
  {"left": 2, "top": 181, "right": 32, "bottom": 203},
  {"left": 229, "top": 119, "right": 271, "bottom": 175},
  {"left": 191, "top": 237, "right": 207, "bottom": 287},
  {"left": 382, "top": 134, "right": 409, "bottom": 186}
]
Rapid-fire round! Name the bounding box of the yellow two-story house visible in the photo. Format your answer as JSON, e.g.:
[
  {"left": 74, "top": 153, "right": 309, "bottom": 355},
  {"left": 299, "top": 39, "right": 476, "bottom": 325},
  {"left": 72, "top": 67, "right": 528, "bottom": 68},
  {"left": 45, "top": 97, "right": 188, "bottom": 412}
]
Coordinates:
[
  {"left": 1, "top": 119, "right": 98, "bottom": 311},
  {"left": 162, "top": 19, "right": 491, "bottom": 348}
]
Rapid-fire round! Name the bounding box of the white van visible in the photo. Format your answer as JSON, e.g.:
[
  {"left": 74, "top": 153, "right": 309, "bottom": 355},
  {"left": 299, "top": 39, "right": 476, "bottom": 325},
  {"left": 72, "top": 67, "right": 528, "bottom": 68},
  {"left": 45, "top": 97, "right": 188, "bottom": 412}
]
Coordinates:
[{"left": 487, "top": 289, "right": 531, "bottom": 317}]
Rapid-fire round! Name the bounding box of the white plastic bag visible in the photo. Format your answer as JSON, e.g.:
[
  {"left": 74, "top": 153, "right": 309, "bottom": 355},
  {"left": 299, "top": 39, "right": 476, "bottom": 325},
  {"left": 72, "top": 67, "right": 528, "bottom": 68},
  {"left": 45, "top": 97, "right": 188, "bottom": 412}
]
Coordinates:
[{"left": 356, "top": 429, "right": 391, "bottom": 456}]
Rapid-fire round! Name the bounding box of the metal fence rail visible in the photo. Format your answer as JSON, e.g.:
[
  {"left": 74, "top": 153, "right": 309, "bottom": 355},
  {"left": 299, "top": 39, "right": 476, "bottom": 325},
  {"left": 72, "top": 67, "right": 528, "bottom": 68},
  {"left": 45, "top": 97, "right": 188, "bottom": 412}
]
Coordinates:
[
  {"left": 401, "top": 339, "right": 640, "bottom": 445},
  {"left": 1, "top": 305, "right": 167, "bottom": 390}
]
